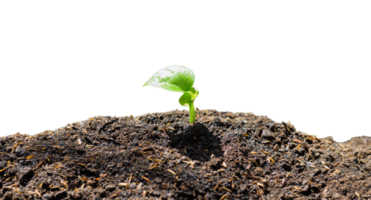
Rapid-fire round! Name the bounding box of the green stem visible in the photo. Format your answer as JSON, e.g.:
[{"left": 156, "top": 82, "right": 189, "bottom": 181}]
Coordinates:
[{"left": 189, "top": 101, "right": 195, "bottom": 123}]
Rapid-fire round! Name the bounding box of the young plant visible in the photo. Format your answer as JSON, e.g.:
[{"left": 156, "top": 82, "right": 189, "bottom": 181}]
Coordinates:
[{"left": 143, "top": 65, "right": 199, "bottom": 123}]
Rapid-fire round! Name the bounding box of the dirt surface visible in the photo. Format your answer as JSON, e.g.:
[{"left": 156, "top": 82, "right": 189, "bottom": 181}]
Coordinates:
[{"left": 1, "top": 109, "right": 371, "bottom": 200}]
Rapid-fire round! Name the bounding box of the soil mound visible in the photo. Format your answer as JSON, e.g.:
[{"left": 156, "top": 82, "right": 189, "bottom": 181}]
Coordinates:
[{"left": 1, "top": 110, "right": 371, "bottom": 199}]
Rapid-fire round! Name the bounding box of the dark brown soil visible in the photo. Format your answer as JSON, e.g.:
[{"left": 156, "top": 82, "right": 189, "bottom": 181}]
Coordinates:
[{"left": 1, "top": 109, "right": 371, "bottom": 200}]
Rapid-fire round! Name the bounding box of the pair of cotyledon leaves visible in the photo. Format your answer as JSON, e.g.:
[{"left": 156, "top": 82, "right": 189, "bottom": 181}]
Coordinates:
[{"left": 141, "top": 64, "right": 201, "bottom": 122}]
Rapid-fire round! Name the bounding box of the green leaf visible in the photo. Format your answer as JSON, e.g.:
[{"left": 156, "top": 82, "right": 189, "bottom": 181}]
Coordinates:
[
  {"left": 142, "top": 65, "right": 197, "bottom": 93},
  {"left": 143, "top": 65, "right": 199, "bottom": 124}
]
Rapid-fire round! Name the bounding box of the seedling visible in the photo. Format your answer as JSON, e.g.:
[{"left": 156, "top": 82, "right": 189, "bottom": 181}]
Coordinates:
[{"left": 143, "top": 65, "right": 199, "bottom": 123}]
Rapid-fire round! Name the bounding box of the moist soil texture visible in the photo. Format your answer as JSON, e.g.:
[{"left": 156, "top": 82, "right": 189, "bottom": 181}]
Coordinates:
[{"left": 1, "top": 109, "right": 371, "bottom": 200}]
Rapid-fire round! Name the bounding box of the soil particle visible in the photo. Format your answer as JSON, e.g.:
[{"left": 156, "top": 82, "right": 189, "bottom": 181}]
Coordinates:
[{"left": 1, "top": 110, "right": 371, "bottom": 199}]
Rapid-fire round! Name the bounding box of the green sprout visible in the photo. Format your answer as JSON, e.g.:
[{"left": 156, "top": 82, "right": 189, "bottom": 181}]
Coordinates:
[{"left": 143, "top": 65, "right": 199, "bottom": 123}]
